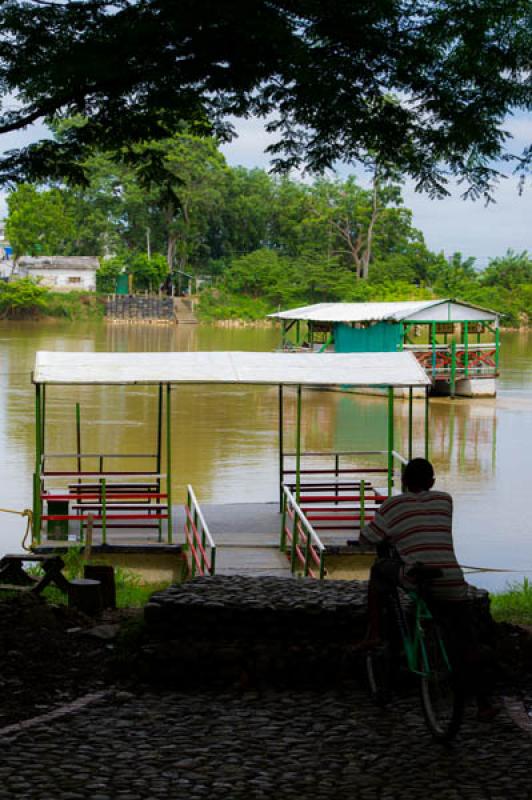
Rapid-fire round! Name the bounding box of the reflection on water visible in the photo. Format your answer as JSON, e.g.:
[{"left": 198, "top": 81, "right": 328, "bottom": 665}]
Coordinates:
[{"left": 0, "top": 321, "right": 530, "bottom": 593}]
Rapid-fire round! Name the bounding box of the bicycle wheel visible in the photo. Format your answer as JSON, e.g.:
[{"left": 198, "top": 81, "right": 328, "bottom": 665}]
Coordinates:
[{"left": 419, "top": 619, "right": 465, "bottom": 742}]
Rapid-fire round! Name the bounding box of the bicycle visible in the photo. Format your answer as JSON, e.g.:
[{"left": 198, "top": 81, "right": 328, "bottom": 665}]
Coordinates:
[{"left": 365, "top": 560, "right": 465, "bottom": 742}]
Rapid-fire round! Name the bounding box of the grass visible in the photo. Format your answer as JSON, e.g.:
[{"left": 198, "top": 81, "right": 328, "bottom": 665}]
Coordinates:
[
  {"left": 490, "top": 578, "right": 532, "bottom": 626},
  {"left": 19, "top": 547, "right": 173, "bottom": 608}
]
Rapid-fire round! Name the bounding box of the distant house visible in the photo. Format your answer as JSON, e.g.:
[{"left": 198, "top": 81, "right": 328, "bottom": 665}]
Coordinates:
[
  {"left": 14, "top": 256, "right": 99, "bottom": 291},
  {"left": 0, "top": 219, "right": 12, "bottom": 260}
]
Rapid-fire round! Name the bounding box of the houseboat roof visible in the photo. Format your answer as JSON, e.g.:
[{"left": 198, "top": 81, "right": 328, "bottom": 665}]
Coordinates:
[
  {"left": 269, "top": 300, "right": 499, "bottom": 323},
  {"left": 33, "top": 350, "right": 431, "bottom": 388}
]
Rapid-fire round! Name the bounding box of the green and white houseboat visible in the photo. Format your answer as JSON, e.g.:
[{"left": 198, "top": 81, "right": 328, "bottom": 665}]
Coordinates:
[{"left": 270, "top": 300, "right": 500, "bottom": 397}]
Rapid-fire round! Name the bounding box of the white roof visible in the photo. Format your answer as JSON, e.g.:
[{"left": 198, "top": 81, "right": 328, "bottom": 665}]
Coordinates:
[
  {"left": 33, "top": 350, "right": 430, "bottom": 388},
  {"left": 269, "top": 300, "right": 498, "bottom": 323}
]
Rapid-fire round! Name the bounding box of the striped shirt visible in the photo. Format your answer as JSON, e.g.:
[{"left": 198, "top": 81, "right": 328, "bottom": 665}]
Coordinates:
[{"left": 360, "top": 490, "right": 467, "bottom": 602}]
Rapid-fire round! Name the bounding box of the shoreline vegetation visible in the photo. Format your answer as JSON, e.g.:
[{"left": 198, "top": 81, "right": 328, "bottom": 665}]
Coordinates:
[{"left": 0, "top": 276, "right": 530, "bottom": 328}]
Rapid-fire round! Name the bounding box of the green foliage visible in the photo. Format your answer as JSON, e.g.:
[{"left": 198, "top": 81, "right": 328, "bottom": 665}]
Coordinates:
[
  {"left": 6, "top": 185, "right": 78, "bottom": 259},
  {"left": 480, "top": 251, "right": 532, "bottom": 290},
  {"left": 0, "top": 279, "right": 104, "bottom": 320},
  {"left": 490, "top": 578, "right": 532, "bottom": 625},
  {"left": 0, "top": 278, "right": 49, "bottom": 317},
  {"left": 96, "top": 253, "right": 168, "bottom": 293},
  {"left": 96, "top": 257, "right": 124, "bottom": 293},
  {"left": 0, "top": 0, "right": 529, "bottom": 199},
  {"left": 128, "top": 253, "right": 168, "bottom": 292}
]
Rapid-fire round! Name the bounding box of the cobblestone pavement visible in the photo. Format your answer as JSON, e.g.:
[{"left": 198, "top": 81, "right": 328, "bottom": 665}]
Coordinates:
[{"left": 0, "top": 686, "right": 531, "bottom": 800}]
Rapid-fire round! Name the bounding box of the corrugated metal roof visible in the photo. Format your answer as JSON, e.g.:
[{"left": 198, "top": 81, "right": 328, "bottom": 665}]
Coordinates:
[
  {"left": 269, "top": 301, "right": 445, "bottom": 322},
  {"left": 269, "top": 300, "right": 499, "bottom": 323},
  {"left": 17, "top": 256, "right": 99, "bottom": 271},
  {"left": 33, "top": 350, "right": 431, "bottom": 387}
]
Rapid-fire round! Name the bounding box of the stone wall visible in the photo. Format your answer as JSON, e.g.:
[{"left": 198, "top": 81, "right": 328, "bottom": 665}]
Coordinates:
[
  {"left": 139, "top": 576, "right": 492, "bottom": 687},
  {"left": 105, "top": 295, "right": 175, "bottom": 322}
]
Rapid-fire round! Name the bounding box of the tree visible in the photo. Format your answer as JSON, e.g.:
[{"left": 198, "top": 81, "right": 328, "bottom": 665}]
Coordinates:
[
  {"left": 130, "top": 134, "right": 228, "bottom": 275},
  {"left": 480, "top": 250, "right": 532, "bottom": 289},
  {"left": 0, "top": 1, "right": 529, "bottom": 199},
  {"left": 6, "top": 184, "right": 78, "bottom": 259}
]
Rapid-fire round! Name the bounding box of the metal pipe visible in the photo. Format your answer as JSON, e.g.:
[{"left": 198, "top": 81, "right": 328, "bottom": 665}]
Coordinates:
[
  {"left": 41, "top": 385, "right": 46, "bottom": 453},
  {"left": 495, "top": 326, "right": 500, "bottom": 373},
  {"left": 387, "top": 387, "right": 394, "bottom": 497},
  {"left": 278, "top": 384, "right": 284, "bottom": 511},
  {"left": 450, "top": 339, "right": 456, "bottom": 399},
  {"left": 431, "top": 322, "right": 437, "bottom": 378},
  {"left": 101, "top": 478, "right": 107, "bottom": 545},
  {"left": 166, "top": 384, "right": 173, "bottom": 543},
  {"left": 463, "top": 322, "right": 469, "bottom": 377},
  {"left": 34, "top": 384, "right": 42, "bottom": 543},
  {"left": 76, "top": 403, "right": 82, "bottom": 479},
  {"left": 157, "top": 384, "right": 163, "bottom": 542},
  {"left": 408, "top": 387, "right": 413, "bottom": 461},
  {"left": 424, "top": 386, "right": 430, "bottom": 459},
  {"left": 295, "top": 385, "right": 302, "bottom": 503}
]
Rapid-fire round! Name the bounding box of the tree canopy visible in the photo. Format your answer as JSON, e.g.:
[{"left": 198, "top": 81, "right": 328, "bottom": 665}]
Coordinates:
[{"left": 0, "top": 0, "right": 530, "bottom": 198}]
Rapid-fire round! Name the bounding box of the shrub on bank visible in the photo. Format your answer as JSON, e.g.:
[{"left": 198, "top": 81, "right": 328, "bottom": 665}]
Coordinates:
[
  {"left": 490, "top": 578, "right": 532, "bottom": 626},
  {"left": 0, "top": 279, "right": 105, "bottom": 320}
]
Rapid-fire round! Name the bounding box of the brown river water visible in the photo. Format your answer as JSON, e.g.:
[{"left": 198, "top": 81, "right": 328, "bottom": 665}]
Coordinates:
[{"left": 0, "top": 321, "right": 530, "bottom": 593}]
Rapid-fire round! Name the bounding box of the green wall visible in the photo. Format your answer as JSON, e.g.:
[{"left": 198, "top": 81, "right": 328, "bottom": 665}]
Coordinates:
[{"left": 334, "top": 321, "right": 402, "bottom": 353}]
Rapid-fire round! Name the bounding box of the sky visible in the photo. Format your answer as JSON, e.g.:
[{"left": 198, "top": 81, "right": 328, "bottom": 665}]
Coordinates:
[{"left": 0, "top": 112, "right": 530, "bottom": 266}]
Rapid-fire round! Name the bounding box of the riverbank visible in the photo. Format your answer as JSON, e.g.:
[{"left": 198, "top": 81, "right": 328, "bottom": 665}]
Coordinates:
[{"left": 0, "top": 279, "right": 105, "bottom": 320}]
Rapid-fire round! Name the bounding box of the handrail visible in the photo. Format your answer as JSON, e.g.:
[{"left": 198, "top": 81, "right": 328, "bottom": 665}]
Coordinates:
[
  {"left": 184, "top": 485, "right": 216, "bottom": 577},
  {"left": 281, "top": 485, "right": 326, "bottom": 579}
]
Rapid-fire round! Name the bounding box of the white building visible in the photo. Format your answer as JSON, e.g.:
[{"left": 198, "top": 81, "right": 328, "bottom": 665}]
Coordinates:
[{"left": 14, "top": 256, "right": 99, "bottom": 291}]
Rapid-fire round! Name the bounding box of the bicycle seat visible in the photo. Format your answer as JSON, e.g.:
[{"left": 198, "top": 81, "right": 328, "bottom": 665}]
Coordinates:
[{"left": 407, "top": 564, "right": 443, "bottom": 583}]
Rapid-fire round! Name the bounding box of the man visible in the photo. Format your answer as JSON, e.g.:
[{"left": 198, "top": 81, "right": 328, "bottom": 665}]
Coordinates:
[
  {"left": 360, "top": 457, "right": 466, "bottom": 605},
  {"left": 359, "top": 457, "right": 498, "bottom": 721}
]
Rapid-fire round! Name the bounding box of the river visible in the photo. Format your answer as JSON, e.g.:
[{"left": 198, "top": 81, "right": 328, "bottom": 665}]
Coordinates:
[{"left": 0, "top": 321, "right": 530, "bottom": 593}]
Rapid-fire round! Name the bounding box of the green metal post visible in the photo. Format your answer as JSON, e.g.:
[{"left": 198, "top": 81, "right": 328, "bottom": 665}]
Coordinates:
[
  {"left": 290, "top": 510, "right": 298, "bottom": 574},
  {"left": 156, "top": 384, "right": 163, "bottom": 542},
  {"left": 360, "top": 479, "right": 365, "bottom": 529},
  {"left": 295, "top": 384, "right": 302, "bottom": 503},
  {"left": 101, "top": 478, "right": 107, "bottom": 545},
  {"left": 296, "top": 321, "right": 301, "bottom": 345},
  {"left": 398, "top": 323, "right": 404, "bottom": 351},
  {"left": 495, "top": 326, "right": 500, "bottom": 373},
  {"left": 450, "top": 339, "right": 456, "bottom": 399},
  {"left": 34, "top": 384, "right": 42, "bottom": 544},
  {"left": 303, "top": 523, "right": 311, "bottom": 576},
  {"left": 280, "top": 491, "right": 287, "bottom": 552},
  {"left": 210, "top": 546, "right": 216, "bottom": 576},
  {"left": 424, "top": 386, "right": 430, "bottom": 460},
  {"left": 166, "top": 384, "right": 173, "bottom": 543},
  {"left": 463, "top": 322, "right": 469, "bottom": 377},
  {"left": 41, "top": 385, "right": 46, "bottom": 453},
  {"left": 387, "top": 387, "right": 394, "bottom": 497},
  {"left": 408, "top": 388, "right": 413, "bottom": 461},
  {"left": 75, "top": 403, "right": 82, "bottom": 479},
  {"left": 279, "top": 384, "right": 284, "bottom": 511},
  {"left": 431, "top": 322, "right": 437, "bottom": 378}
]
